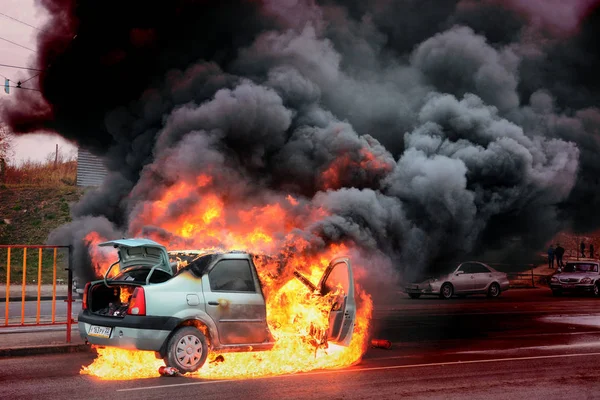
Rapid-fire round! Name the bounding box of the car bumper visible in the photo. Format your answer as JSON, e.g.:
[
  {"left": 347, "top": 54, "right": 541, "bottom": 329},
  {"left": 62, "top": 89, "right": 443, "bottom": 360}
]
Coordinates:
[
  {"left": 550, "top": 283, "right": 595, "bottom": 293},
  {"left": 78, "top": 310, "right": 180, "bottom": 351},
  {"left": 404, "top": 283, "right": 439, "bottom": 295}
]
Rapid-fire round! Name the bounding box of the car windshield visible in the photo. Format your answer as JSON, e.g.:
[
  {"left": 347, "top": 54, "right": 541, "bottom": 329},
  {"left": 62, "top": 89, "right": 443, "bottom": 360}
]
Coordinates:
[{"left": 563, "top": 263, "right": 598, "bottom": 273}]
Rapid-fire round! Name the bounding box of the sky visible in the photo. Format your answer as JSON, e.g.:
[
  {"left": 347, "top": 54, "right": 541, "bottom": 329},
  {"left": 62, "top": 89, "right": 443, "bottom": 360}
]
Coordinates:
[{"left": 0, "top": 0, "right": 76, "bottom": 164}]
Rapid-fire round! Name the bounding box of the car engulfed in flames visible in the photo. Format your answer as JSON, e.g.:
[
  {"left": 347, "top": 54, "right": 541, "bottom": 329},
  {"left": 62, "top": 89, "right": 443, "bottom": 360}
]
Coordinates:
[{"left": 79, "top": 238, "right": 372, "bottom": 380}]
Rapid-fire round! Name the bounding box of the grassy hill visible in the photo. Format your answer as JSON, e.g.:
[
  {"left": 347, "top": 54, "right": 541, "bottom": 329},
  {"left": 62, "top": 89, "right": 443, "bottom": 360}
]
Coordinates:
[
  {"left": 0, "top": 159, "right": 84, "bottom": 283},
  {"left": 0, "top": 184, "right": 84, "bottom": 245}
]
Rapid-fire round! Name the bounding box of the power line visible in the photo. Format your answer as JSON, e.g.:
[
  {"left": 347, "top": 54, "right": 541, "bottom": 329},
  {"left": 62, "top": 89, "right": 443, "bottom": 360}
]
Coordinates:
[
  {"left": 20, "top": 72, "right": 40, "bottom": 84},
  {"left": 0, "top": 12, "right": 43, "bottom": 31},
  {"left": 0, "top": 63, "right": 43, "bottom": 71},
  {"left": 6, "top": 85, "right": 40, "bottom": 92},
  {"left": 0, "top": 36, "right": 35, "bottom": 52}
]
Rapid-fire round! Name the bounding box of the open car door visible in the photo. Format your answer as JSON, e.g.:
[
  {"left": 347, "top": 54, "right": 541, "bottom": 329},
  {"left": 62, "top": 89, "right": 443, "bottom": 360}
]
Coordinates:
[{"left": 318, "top": 257, "right": 356, "bottom": 346}]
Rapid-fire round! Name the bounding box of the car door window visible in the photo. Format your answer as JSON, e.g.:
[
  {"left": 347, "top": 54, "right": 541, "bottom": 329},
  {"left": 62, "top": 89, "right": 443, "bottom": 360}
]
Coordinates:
[
  {"left": 208, "top": 259, "right": 256, "bottom": 292},
  {"left": 457, "top": 264, "right": 472, "bottom": 274},
  {"left": 322, "top": 262, "right": 350, "bottom": 295},
  {"left": 470, "top": 264, "right": 490, "bottom": 274}
]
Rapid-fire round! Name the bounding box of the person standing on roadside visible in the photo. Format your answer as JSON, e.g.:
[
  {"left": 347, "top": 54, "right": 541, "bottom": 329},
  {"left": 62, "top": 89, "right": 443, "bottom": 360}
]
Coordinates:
[
  {"left": 590, "top": 243, "right": 595, "bottom": 259},
  {"left": 555, "top": 243, "right": 565, "bottom": 268},
  {"left": 581, "top": 241, "right": 586, "bottom": 258},
  {"left": 547, "top": 245, "right": 555, "bottom": 269}
]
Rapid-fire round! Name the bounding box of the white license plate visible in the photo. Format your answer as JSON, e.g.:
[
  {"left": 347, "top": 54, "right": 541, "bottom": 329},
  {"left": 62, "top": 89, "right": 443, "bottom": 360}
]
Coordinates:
[{"left": 88, "top": 325, "right": 112, "bottom": 338}]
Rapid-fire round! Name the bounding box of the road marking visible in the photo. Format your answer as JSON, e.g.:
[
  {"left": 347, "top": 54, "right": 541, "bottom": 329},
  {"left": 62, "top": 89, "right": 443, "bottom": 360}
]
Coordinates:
[{"left": 117, "top": 351, "right": 600, "bottom": 392}]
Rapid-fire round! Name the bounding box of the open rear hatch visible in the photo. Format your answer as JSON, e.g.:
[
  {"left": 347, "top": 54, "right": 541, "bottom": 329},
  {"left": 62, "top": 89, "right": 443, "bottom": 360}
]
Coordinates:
[{"left": 88, "top": 239, "right": 173, "bottom": 317}]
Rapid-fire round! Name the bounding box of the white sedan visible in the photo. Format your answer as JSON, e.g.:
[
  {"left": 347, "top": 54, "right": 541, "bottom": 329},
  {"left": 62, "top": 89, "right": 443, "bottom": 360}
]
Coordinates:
[{"left": 403, "top": 262, "right": 510, "bottom": 299}]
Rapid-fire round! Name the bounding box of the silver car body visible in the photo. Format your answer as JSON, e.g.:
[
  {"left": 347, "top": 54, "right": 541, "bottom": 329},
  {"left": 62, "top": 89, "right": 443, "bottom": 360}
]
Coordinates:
[
  {"left": 78, "top": 239, "right": 356, "bottom": 356},
  {"left": 404, "top": 261, "right": 510, "bottom": 298},
  {"left": 549, "top": 259, "right": 600, "bottom": 296}
]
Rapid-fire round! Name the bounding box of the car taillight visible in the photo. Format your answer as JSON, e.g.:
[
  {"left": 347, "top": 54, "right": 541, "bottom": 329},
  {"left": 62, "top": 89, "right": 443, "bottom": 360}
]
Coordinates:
[
  {"left": 82, "top": 282, "right": 91, "bottom": 310},
  {"left": 127, "top": 287, "right": 146, "bottom": 316}
]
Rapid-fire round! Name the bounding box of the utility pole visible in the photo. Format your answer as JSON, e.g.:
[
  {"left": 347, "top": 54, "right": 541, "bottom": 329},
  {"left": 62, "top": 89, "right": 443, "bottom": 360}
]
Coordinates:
[{"left": 54, "top": 144, "right": 58, "bottom": 168}]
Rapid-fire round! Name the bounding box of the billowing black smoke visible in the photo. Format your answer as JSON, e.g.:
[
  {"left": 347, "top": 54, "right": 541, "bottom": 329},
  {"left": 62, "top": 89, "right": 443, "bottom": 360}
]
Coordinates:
[{"left": 3, "top": 0, "right": 600, "bottom": 285}]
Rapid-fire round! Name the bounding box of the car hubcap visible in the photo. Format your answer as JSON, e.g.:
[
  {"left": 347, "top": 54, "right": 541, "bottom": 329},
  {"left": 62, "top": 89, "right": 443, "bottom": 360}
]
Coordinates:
[
  {"left": 595, "top": 286, "right": 599, "bottom": 296},
  {"left": 443, "top": 286, "right": 451, "bottom": 297},
  {"left": 176, "top": 335, "right": 202, "bottom": 367},
  {"left": 491, "top": 285, "right": 498, "bottom": 296}
]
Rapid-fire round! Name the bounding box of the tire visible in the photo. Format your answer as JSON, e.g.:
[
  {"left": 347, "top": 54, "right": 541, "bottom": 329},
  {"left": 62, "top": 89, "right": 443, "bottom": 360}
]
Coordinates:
[
  {"left": 165, "top": 327, "right": 208, "bottom": 374},
  {"left": 440, "top": 283, "right": 453, "bottom": 299},
  {"left": 408, "top": 293, "right": 421, "bottom": 299},
  {"left": 594, "top": 283, "right": 600, "bottom": 297},
  {"left": 487, "top": 282, "right": 501, "bottom": 298}
]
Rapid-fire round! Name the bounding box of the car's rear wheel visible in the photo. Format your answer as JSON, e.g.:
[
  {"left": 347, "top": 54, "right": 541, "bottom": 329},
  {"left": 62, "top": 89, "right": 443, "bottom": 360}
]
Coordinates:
[
  {"left": 440, "top": 283, "right": 453, "bottom": 299},
  {"left": 487, "top": 282, "right": 501, "bottom": 298},
  {"left": 165, "top": 327, "right": 208, "bottom": 374},
  {"left": 408, "top": 293, "right": 421, "bottom": 299}
]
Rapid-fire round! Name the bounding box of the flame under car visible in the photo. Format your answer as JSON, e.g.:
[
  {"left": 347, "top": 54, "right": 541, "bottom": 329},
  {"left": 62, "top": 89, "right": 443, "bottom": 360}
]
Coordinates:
[{"left": 78, "top": 239, "right": 357, "bottom": 374}]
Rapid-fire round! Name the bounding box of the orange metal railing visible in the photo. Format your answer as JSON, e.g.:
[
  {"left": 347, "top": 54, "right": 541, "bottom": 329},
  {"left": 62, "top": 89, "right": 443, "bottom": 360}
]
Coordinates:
[{"left": 0, "top": 245, "right": 73, "bottom": 342}]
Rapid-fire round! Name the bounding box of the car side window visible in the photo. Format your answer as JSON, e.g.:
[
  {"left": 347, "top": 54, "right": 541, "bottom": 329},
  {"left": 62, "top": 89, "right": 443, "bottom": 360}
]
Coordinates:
[
  {"left": 470, "top": 264, "right": 490, "bottom": 274},
  {"left": 208, "top": 259, "right": 256, "bottom": 292},
  {"left": 323, "top": 262, "right": 350, "bottom": 296},
  {"left": 457, "top": 264, "right": 472, "bottom": 274}
]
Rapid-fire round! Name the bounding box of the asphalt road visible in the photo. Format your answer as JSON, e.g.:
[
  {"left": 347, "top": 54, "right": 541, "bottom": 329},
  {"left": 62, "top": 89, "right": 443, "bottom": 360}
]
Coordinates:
[{"left": 4, "top": 288, "right": 600, "bottom": 399}]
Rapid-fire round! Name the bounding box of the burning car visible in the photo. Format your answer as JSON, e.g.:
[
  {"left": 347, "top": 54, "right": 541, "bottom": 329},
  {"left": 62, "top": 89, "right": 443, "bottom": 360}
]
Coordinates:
[
  {"left": 403, "top": 261, "right": 510, "bottom": 299},
  {"left": 78, "top": 239, "right": 356, "bottom": 374},
  {"left": 549, "top": 259, "right": 600, "bottom": 296}
]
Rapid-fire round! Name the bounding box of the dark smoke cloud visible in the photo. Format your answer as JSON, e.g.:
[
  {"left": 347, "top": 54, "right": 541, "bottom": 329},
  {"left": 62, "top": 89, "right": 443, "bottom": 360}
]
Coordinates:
[{"left": 2, "top": 0, "right": 600, "bottom": 285}]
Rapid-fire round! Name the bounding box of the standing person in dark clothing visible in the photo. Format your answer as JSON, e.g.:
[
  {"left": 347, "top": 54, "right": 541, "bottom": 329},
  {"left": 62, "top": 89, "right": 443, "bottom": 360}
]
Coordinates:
[
  {"left": 547, "top": 245, "right": 555, "bottom": 268},
  {"left": 590, "top": 243, "right": 595, "bottom": 259},
  {"left": 555, "top": 244, "right": 565, "bottom": 268},
  {"left": 581, "top": 241, "right": 586, "bottom": 258}
]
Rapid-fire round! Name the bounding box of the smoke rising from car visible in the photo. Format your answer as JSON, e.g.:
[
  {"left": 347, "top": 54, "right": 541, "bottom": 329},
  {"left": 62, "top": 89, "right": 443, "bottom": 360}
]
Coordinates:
[{"left": 6, "top": 0, "right": 599, "bottom": 284}]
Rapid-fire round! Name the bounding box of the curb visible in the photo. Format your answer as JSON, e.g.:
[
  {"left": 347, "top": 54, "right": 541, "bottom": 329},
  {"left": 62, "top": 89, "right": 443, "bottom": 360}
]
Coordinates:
[{"left": 0, "top": 344, "right": 92, "bottom": 358}]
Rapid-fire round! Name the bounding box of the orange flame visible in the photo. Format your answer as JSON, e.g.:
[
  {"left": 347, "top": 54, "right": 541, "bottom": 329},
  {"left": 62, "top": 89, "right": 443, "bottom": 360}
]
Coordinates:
[
  {"left": 81, "top": 173, "right": 374, "bottom": 380},
  {"left": 84, "top": 232, "right": 118, "bottom": 278}
]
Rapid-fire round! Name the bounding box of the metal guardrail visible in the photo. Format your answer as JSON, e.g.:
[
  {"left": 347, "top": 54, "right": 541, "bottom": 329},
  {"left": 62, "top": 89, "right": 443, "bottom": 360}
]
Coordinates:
[{"left": 0, "top": 245, "right": 74, "bottom": 343}]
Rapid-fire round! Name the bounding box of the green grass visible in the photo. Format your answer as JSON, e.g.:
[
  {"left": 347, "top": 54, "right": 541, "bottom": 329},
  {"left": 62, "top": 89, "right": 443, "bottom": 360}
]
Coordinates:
[
  {"left": 0, "top": 174, "right": 84, "bottom": 283},
  {"left": 0, "top": 247, "right": 69, "bottom": 285}
]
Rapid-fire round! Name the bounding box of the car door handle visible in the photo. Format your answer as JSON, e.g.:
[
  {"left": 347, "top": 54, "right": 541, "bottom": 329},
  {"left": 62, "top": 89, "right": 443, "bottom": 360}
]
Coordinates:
[{"left": 208, "top": 301, "right": 219, "bottom": 306}]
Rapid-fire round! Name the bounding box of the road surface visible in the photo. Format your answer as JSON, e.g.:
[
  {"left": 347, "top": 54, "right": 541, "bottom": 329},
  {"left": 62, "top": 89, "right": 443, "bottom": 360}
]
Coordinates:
[{"left": 3, "top": 288, "right": 600, "bottom": 399}]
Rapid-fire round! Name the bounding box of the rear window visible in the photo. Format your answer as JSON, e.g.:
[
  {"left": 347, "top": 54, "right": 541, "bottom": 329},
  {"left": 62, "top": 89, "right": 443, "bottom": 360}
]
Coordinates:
[
  {"left": 112, "top": 266, "right": 171, "bottom": 283},
  {"left": 175, "top": 254, "right": 218, "bottom": 278}
]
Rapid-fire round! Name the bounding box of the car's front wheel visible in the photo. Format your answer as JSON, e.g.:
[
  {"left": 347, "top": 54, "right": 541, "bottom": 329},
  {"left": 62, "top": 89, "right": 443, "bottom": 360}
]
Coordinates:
[
  {"left": 165, "top": 327, "right": 208, "bottom": 374},
  {"left": 487, "top": 282, "right": 501, "bottom": 298},
  {"left": 440, "top": 283, "right": 453, "bottom": 299},
  {"left": 594, "top": 283, "right": 600, "bottom": 297}
]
